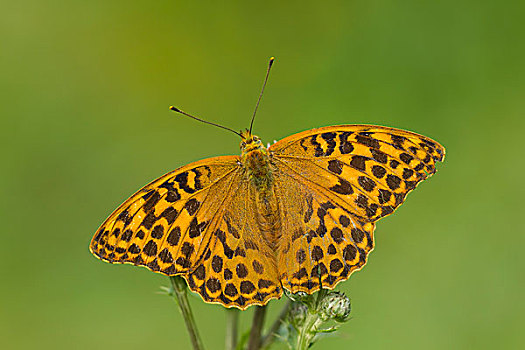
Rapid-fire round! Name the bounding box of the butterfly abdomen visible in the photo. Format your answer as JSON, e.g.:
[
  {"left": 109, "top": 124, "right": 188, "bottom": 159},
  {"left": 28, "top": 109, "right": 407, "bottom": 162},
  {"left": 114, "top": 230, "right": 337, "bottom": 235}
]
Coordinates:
[{"left": 254, "top": 189, "right": 281, "bottom": 253}]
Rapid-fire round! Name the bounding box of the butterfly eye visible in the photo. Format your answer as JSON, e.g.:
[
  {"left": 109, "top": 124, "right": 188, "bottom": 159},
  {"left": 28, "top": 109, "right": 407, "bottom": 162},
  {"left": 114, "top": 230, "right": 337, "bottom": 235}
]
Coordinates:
[
  {"left": 240, "top": 142, "right": 246, "bottom": 148},
  {"left": 253, "top": 136, "right": 260, "bottom": 142}
]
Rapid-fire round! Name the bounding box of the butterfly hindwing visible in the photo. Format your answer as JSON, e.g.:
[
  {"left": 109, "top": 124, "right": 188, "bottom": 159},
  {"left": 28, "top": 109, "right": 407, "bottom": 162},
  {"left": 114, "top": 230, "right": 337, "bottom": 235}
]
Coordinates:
[
  {"left": 186, "top": 179, "right": 282, "bottom": 309},
  {"left": 274, "top": 167, "right": 375, "bottom": 293}
]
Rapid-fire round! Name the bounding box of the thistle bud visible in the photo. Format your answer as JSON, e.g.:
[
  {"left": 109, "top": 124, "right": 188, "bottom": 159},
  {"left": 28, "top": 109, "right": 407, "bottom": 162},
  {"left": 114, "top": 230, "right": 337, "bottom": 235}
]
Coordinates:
[
  {"left": 319, "top": 291, "right": 351, "bottom": 322},
  {"left": 288, "top": 301, "right": 308, "bottom": 326}
]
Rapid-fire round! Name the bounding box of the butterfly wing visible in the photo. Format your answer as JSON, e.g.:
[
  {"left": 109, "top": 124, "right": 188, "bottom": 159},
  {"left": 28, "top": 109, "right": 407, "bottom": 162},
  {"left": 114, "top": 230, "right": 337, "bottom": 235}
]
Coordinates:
[
  {"left": 269, "top": 125, "right": 445, "bottom": 293},
  {"left": 90, "top": 155, "right": 282, "bottom": 309},
  {"left": 90, "top": 156, "right": 241, "bottom": 274}
]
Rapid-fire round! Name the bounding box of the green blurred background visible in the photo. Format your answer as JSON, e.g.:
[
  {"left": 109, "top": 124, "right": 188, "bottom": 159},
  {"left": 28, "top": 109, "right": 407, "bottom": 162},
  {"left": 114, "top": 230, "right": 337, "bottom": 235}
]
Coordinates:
[{"left": 2, "top": 1, "right": 524, "bottom": 349}]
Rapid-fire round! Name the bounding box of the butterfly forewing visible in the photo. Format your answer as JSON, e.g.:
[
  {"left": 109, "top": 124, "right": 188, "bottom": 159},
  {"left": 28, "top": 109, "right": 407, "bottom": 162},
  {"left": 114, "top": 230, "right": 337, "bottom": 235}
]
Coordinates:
[
  {"left": 269, "top": 125, "right": 445, "bottom": 221},
  {"left": 90, "top": 157, "right": 240, "bottom": 274}
]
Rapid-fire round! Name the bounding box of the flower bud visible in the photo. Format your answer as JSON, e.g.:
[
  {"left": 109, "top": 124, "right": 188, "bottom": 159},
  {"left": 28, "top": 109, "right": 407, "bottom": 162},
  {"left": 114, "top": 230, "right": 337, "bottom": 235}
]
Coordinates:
[
  {"left": 288, "top": 301, "right": 308, "bottom": 326},
  {"left": 319, "top": 291, "right": 351, "bottom": 322}
]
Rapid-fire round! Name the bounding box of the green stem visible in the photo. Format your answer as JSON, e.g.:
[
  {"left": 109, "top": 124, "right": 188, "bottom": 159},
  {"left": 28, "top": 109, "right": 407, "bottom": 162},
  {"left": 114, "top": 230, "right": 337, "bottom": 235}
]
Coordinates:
[
  {"left": 225, "top": 308, "right": 239, "bottom": 350},
  {"left": 295, "top": 289, "right": 327, "bottom": 350},
  {"left": 169, "top": 276, "right": 205, "bottom": 350},
  {"left": 260, "top": 301, "right": 291, "bottom": 349},
  {"left": 247, "top": 306, "right": 267, "bottom": 350},
  {"left": 296, "top": 308, "right": 320, "bottom": 350}
]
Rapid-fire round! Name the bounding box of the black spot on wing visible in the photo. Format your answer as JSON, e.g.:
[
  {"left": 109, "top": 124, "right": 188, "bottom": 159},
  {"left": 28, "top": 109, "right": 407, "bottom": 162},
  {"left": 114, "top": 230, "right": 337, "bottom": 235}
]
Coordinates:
[
  {"left": 151, "top": 225, "right": 164, "bottom": 239},
  {"left": 370, "top": 149, "right": 388, "bottom": 164},
  {"left": 143, "top": 191, "right": 161, "bottom": 212},
  {"left": 189, "top": 217, "right": 207, "bottom": 238},
  {"left": 391, "top": 135, "right": 406, "bottom": 150},
  {"left": 330, "top": 178, "right": 354, "bottom": 195},
  {"left": 117, "top": 209, "right": 132, "bottom": 226},
  {"left": 358, "top": 176, "right": 376, "bottom": 192},
  {"left": 311, "top": 135, "right": 324, "bottom": 157},
  {"left": 330, "top": 227, "right": 344, "bottom": 244},
  {"left": 372, "top": 165, "right": 387, "bottom": 178},
  {"left": 181, "top": 242, "right": 195, "bottom": 258},
  {"left": 175, "top": 172, "right": 195, "bottom": 194},
  {"left": 300, "top": 139, "right": 308, "bottom": 151},
  {"left": 316, "top": 202, "right": 335, "bottom": 238},
  {"left": 159, "top": 180, "right": 181, "bottom": 202},
  {"left": 311, "top": 246, "right": 324, "bottom": 262},
  {"left": 356, "top": 134, "right": 380, "bottom": 148},
  {"left": 167, "top": 227, "right": 181, "bottom": 246},
  {"left": 184, "top": 198, "right": 200, "bottom": 215},
  {"left": 121, "top": 229, "right": 133, "bottom": 242},
  {"left": 215, "top": 229, "right": 234, "bottom": 259},
  {"left": 224, "top": 216, "right": 240, "bottom": 239},
  {"left": 212, "top": 255, "right": 223, "bottom": 273},
  {"left": 159, "top": 248, "right": 174, "bottom": 263},
  {"left": 141, "top": 212, "right": 156, "bottom": 230},
  {"left": 240, "top": 281, "right": 255, "bottom": 294},
  {"left": 338, "top": 131, "right": 354, "bottom": 154},
  {"left": 143, "top": 240, "right": 158, "bottom": 256},
  {"left": 350, "top": 155, "right": 367, "bottom": 171},
  {"left": 304, "top": 194, "right": 314, "bottom": 223},
  {"left": 378, "top": 189, "right": 392, "bottom": 204},
  {"left": 402, "top": 168, "right": 414, "bottom": 179},
  {"left": 386, "top": 174, "right": 402, "bottom": 190},
  {"left": 414, "top": 163, "right": 425, "bottom": 172},
  {"left": 321, "top": 132, "right": 336, "bottom": 156},
  {"left": 327, "top": 159, "right": 344, "bottom": 175},
  {"left": 141, "top": 190, "right": 154, "bottom": 201},
  {"left": 390, "top": 159, "right": 400, "bottom": 169},
  {"left": 400, "top": 153, "right": 414, "bottom": 164},
  {"left": 355, "top": 194, "right": 368, "bottom": 209},
  {"left": 339, "top": 215, "right": 351, "bottom": 227},
  {"left": 190, "top": 168, "right": 204, "bottom": 191},
  {"left": 160, "top": 207, "right": 178, "bottom": 225},
  {"left": 296, "top": 249, "right": 306, "bottom": 264}
]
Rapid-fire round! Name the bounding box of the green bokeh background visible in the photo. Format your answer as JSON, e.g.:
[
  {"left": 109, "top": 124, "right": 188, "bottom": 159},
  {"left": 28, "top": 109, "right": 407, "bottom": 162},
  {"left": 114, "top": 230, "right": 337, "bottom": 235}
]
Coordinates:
[{"left": 2, "top": 1, "right": 524, "bottom": 349}]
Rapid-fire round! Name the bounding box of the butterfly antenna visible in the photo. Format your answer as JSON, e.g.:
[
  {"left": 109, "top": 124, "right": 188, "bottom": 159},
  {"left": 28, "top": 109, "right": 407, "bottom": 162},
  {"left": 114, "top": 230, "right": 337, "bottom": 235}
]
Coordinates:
[
  {"left": 249, "top": 57, "right": 275, "bottom": 134},
  {"left": 169, "top": 106, "right": 242, "bottom": 137}
]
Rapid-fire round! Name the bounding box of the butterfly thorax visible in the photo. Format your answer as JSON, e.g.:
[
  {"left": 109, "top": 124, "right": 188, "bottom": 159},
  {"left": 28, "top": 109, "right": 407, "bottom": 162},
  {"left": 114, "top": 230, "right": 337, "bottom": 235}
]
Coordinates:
[{"left": 240, "top": 131, "right": 273, "bottom": 191}]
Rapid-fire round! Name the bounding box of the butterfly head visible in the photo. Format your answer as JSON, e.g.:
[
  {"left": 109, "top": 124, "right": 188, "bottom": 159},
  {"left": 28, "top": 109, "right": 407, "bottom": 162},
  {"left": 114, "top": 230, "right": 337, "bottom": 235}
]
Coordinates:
[
  {"left": 240, "top": 129, "right": 263, "bottom": 151},
  {"left": 240, "top": 128, "right": 269, "bottom": 160}
]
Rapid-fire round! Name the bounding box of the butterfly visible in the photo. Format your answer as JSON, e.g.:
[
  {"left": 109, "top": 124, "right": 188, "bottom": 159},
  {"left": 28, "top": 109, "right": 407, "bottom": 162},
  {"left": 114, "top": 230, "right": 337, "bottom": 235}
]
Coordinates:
[{"left": 90, "top": 59, "right": 445, "bottom": 310}]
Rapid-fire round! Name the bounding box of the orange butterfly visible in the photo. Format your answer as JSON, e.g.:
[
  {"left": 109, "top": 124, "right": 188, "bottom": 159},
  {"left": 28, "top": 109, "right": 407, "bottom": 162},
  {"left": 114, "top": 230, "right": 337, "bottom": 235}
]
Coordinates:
[{"left": 90, "top": 58, "right": 445, "bottom": 309}]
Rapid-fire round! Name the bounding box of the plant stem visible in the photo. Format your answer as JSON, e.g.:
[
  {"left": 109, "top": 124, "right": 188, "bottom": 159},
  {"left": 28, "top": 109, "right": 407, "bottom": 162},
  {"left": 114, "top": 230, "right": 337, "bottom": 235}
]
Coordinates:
[
  {"left": 260, "top": 301, "right": 291, "bottom": 349},
  {"left": 296, "top": 308, "right": 319, "bottom": 350},
  {"left": 225, "top": 308, "right": 239, "bottom": 350},
  {"left": 247, "top": 306, "right": 267, "bottom": 350},
  {"left": 169, "top": 276, "right": 205, "bottom": 350},
  {"left": 295, "top": 289, "right": 328, "bottom": 350}
]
